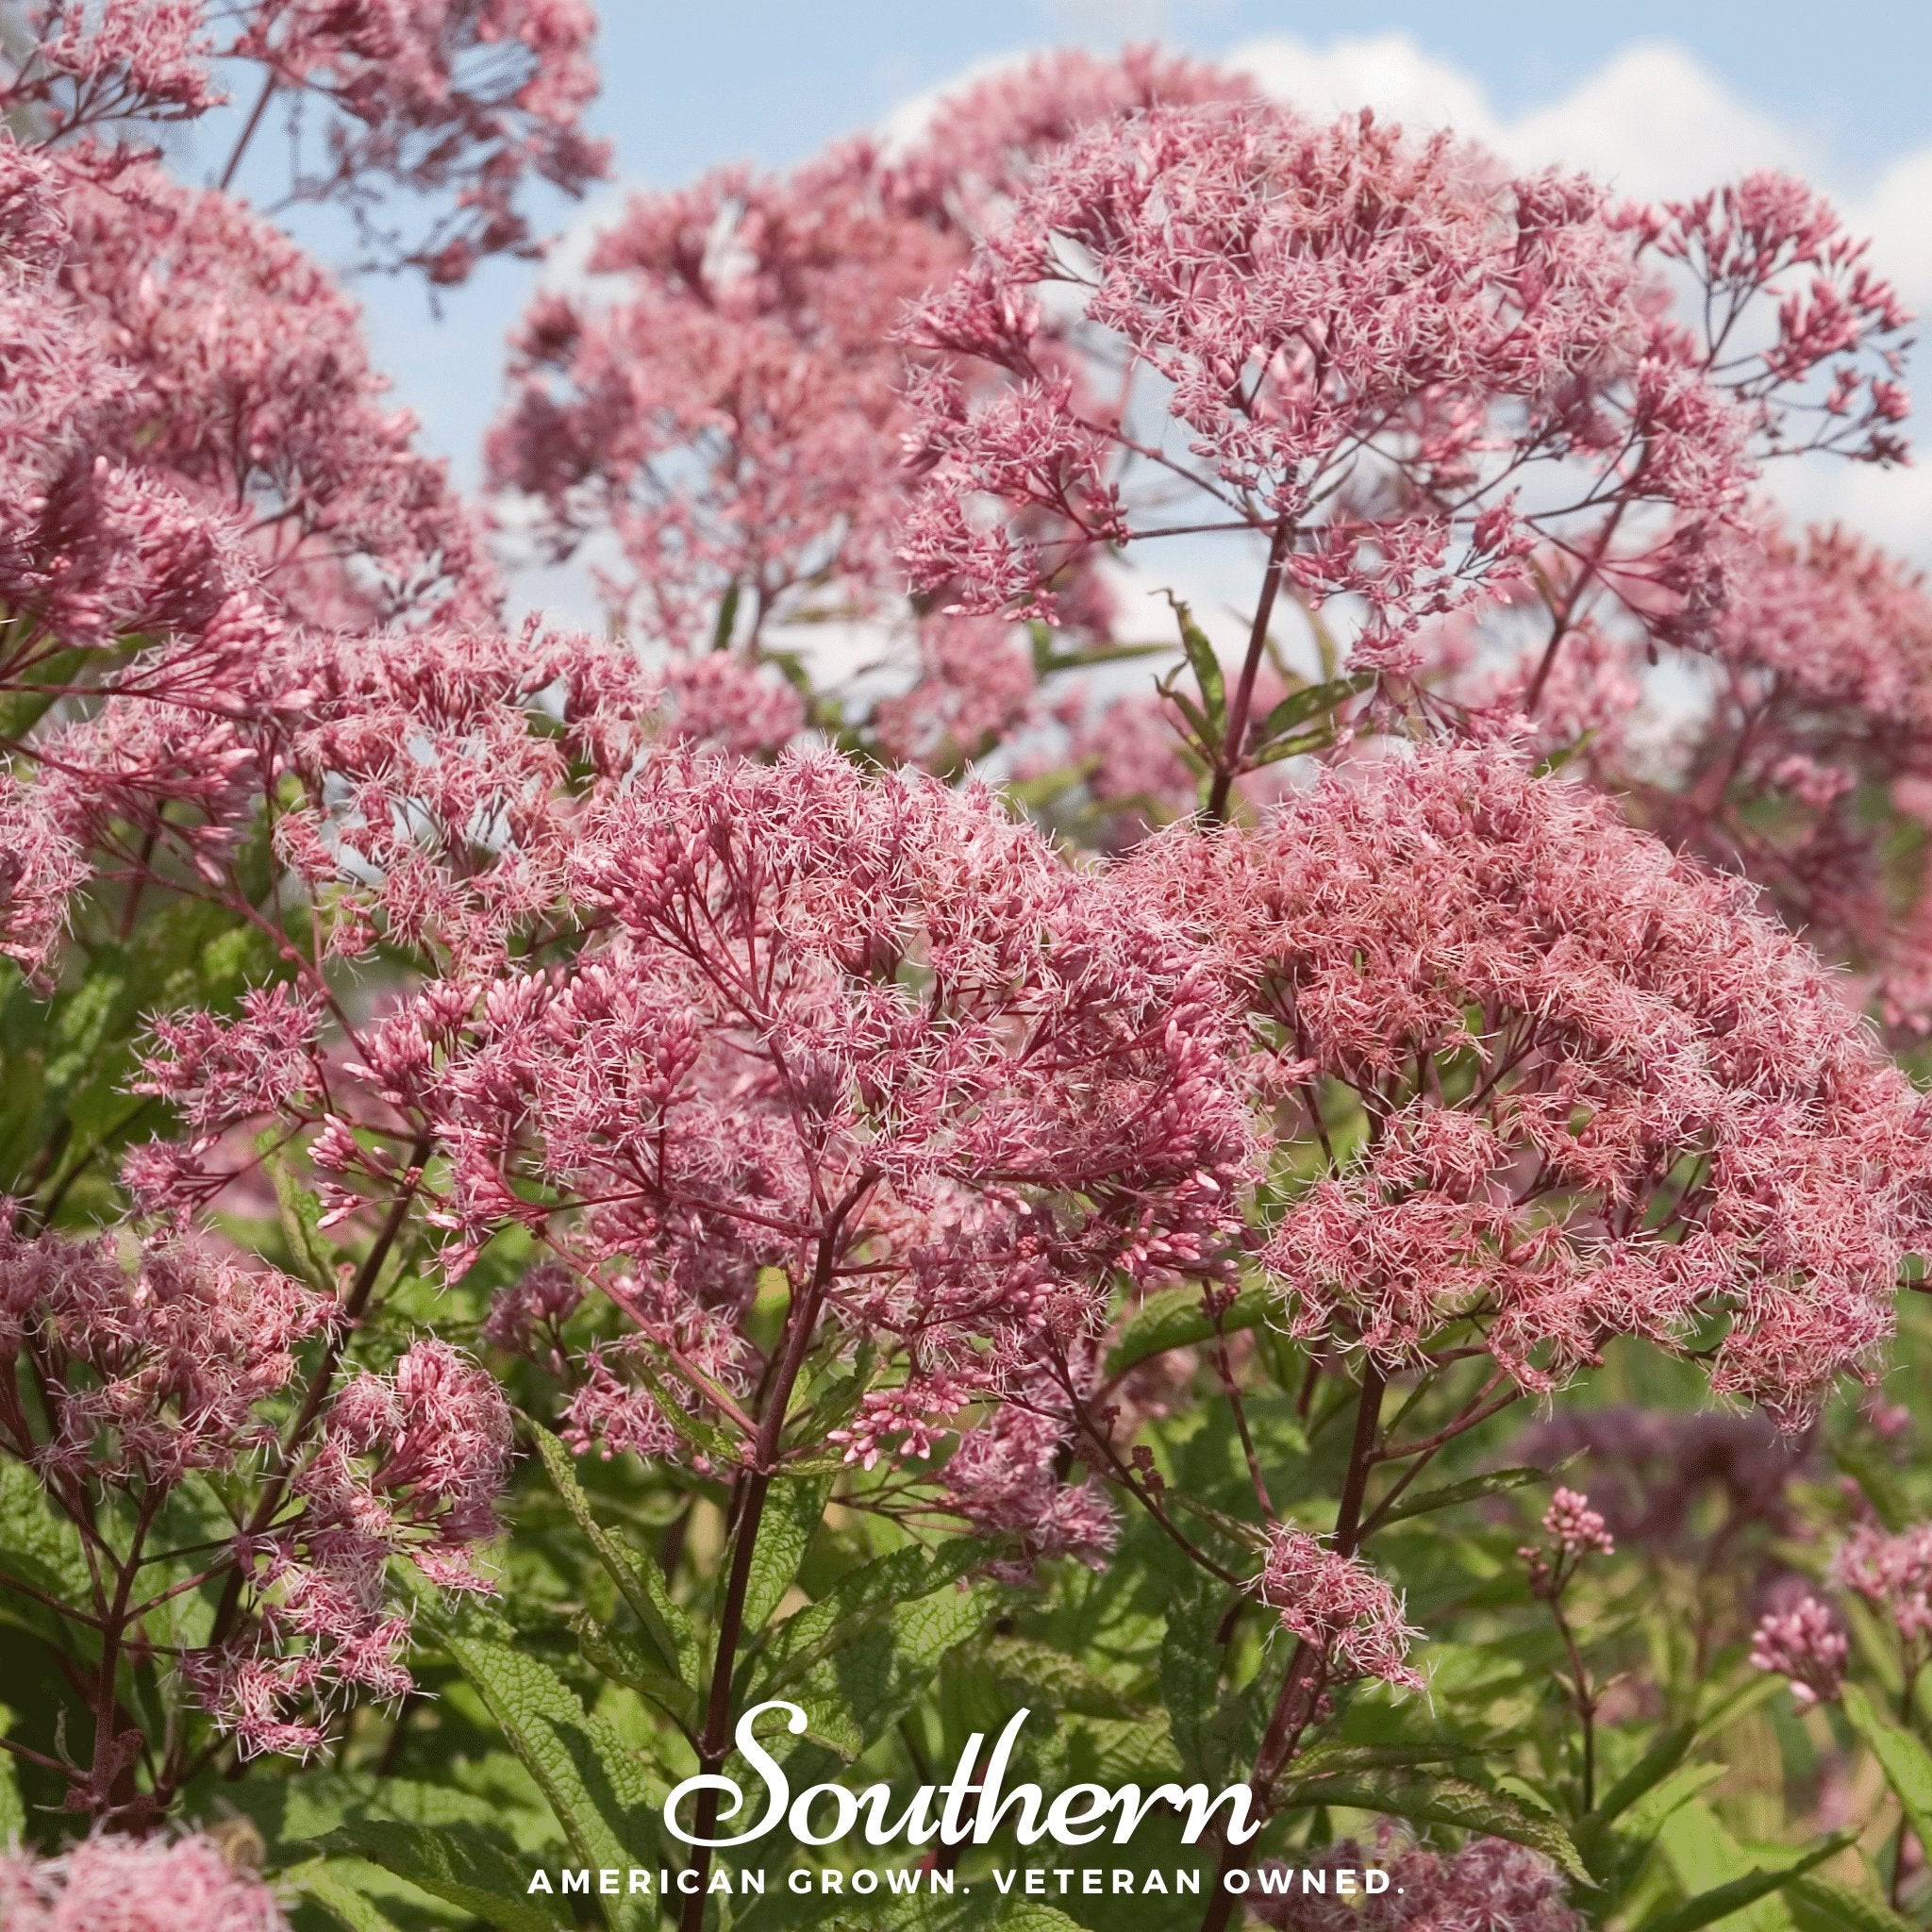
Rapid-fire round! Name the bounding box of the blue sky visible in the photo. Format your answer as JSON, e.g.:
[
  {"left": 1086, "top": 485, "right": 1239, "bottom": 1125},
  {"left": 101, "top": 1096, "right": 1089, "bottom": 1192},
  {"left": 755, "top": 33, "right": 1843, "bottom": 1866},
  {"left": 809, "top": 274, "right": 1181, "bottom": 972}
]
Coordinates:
[{"left": 186, "top": 2, "right": 1932, "bottom": 562}]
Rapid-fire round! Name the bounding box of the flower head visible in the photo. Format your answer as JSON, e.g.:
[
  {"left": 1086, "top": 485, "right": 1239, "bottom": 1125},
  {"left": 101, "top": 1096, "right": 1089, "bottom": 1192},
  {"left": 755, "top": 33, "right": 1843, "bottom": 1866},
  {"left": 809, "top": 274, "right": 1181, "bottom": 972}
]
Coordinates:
[
  {"left": 1136, "top": 743, "right": 1930, "bottom": 1423},
  {"left": 1750, "top": 1594, "right": 1848, "bottom": 1708},
  {"left": 0, "top": 1831, "right": 289, "bottom": 1932},
  {"left": 1258, "top": 1528, "right": 1423, "bottom": 1690}
]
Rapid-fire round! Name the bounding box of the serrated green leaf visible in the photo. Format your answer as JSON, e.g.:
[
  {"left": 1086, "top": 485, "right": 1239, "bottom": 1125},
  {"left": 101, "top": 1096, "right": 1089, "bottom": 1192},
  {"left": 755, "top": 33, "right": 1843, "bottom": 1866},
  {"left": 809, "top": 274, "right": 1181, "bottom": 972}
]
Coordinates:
[
  {"left": 1286, "top": 1774, "right": 1585, "bottom": 1879},
  {"left": 977, "top": 1635, "right": 1143, "bottom": 1720},
  {"left": 575, "top": 1614, "right": 700, "bottom": 1730},
  {"left": 737, "top": 1474, "right": 832, "bottom": 1636},
  {"left": 0, "top": 1457, "right": 93, "bottom": 1613},
  {"left": 1160, "top": 1574, "right": 1223, "bottom": 1786},
  {"left": 1790, "top": 1874, "right": 1920, "bottom": 1932},
  {"left": 285, "top": 1862, "right": 411, "bottom": 1932},
  {"left": 220, "top": 1769, "right": 516, "bottom": 1861},
  {"left": 754, "top": 1537, "right": 990, "bottom": 1698},
  {"left": 315, "top": 1822, "right": 567, "bottom": 1932},
  {"left": 809, "top": 1580, "right": 1002, "bottom": 1753},
  {"left": 1841, "top": 1682, "right": 1932, "bottom": 1855},
  {"left": 433, "top": 1618, "right": 657, "bottom": 1932},
  {"left": 531, "top": 1424, "right": 696, "bottom": 1685},
  {"left": 1374, "top": 1465, "right": 1546, "bottom": 1528},
  {"left": 1106, "top": 1281, "right": 1275, "bottom": 1380},
  {"left": 1281, "top": 1737, "right": 1481, "bottom": 1783}
]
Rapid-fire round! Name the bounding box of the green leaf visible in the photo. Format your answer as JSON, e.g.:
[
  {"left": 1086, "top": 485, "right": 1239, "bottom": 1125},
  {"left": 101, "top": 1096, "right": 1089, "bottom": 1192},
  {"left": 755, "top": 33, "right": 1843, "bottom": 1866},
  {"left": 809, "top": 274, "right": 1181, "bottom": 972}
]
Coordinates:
[
  {"left": 976, "top": 1635, "right": 1143, "bottom": 1720},
  {"left": 315, "top": 1822, "right": 567, "bottom": 1932},
  {"left": 1106, "top": 1281, "right": 1275, "bottom": 1380},
  {"left": 711, "top": 579, "right": 742, "bottom": 652},
  {"left": 1170, "top": 597, "right": 1224, "bottom": 730},
  {"left": 811, "top": 1579, "right": 1003, "bottom": 1753},
  {"left": 530, "top": 1423, "right": 696, "bottom": 1684},
  {"left": 0, "top": 1457, "right": 92, "bottom": 1610},
  {"left": 1657, "top": 1800, "right": 1801, "bottom": 1932},
  {"left": 1033, "top": 639, "right": 1170, "bottom": 676},
  {"left": 575, "top": 1615, "right": 700, "bottom": 1729},
  {"left": 1611, "top": 1762, "right": 1729, "bottom": 1855},
  {"left": 1374, "top": 1465, "right": 1547, "bottom": 1528},
  {"left": 432, "top": 1616, "right": 657, "bottom": 1932},
  {"left": 1790, "top": 1874, "right": 1921, "bottom": 1932},
  {"left": 1286, "top": 1774, "right": 1585, "bottom": 1879},
  {"left": 738, "top": 1474, "right": 832, "bottom": 1636},
  {"left": 1841, "top": 1683, "right": 1932, "bottom": 1854},
  {"left": 285, "top": 1862, "right": 412, "bottom": 1932},
  {"left": 1158, "top": 677, "right": 1216, "bottom": 759},
  {"left": 1160, "top": 1574, "right": 1224, "bottom": 1785},
  {"left": 1591, "top": 1724, "right": 1694, "bottom": 1828},
  {"left": 1283, "top": 1737, "right": 1482, "bottom": 1781},
  {"left": 1250, "top": 675, "right": 1371, "bottom": 756},
  {"left": 208, "top": 1770, "right": 516, "bottom": 1864},
  {"left": 754, "top": 1536, "right": 990, "bottom": 1697},
  {"left": 1638, "top": 1835, "right": 1855, "bottom": 1932}
]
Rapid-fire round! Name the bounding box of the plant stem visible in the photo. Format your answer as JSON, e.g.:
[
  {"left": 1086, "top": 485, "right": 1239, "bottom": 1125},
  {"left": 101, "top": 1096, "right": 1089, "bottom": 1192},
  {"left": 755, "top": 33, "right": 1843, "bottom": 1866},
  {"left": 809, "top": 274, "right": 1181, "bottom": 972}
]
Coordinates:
[
  {"left": 1194, "top": 1362, "right": 1386, "bottom": 1932},
  {"left": 217, "top": 72, "right": 277, "bottom": 193},
  {"left": 1205, "top": 516, "right": 1294, "bottom": 824},
  {"left": 675, "top": 1176, "right": 872, "bottom": 1932}
]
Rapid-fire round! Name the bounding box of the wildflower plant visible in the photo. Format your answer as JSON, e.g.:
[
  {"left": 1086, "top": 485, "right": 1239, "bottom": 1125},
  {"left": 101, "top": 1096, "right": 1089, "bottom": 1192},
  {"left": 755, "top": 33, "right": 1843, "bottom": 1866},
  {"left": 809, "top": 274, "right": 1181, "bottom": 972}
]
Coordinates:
[{"left": 5, "top": 21, "right": 1932, "bottom": 1932}]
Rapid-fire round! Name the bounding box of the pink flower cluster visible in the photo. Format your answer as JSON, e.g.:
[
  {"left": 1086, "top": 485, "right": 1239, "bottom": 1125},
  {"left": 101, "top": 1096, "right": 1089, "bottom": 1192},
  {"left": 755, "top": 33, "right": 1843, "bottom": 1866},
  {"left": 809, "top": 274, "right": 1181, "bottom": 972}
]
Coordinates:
[
  {"left": 487, "top": 49, "right": 1231, "bottom": 712},
  {"left": 1642, "top": 172, "right": 1910, "bottom": 466},
  {"left": 490, "top": 142, "right": 958, "bottom": 656},
  {"left": 2, "top": 0, "right": 609, "bottom": 283},
  {"left": 57, "top": 159, "right": 495, "bottom": 626},
  {"left": 1831, "top": 1521, "right": 1932, "bottom": 1645},
  {"left": 0, "top": 1223, "right": 511, "bottom": 1766},
  {"left": 1750, "top": 1595, "right": 1848, "bottom": 1708},
  {"left": 1642, "top": 523, "right": 1932, "bottom": 1032},
  {"left": 941, "top": 1391, "right": 1119, "bottom": 1579},
  {"left": 1520, "top": 1486, "right": 1615, "bottom": 1599},
  {"left": 398, "top": 750, "right": 1251, "bottom": 1493},
  {"left": 902, "top": 99, "right": 1745, "bottom": 653},
  {"left": 1258, "top": 1527, "right": 1423, "bottom": 1690},
  {"left": 0, "top": 1832, "right": 289, "bottom": 1932},
  {"left": 199, "top": 1340, "right": 512, "bottom": 1757},
  {"left": 0, "top": 1224, "right": 331, "bottom": 1489},
  {"left": 1139, "top": 744, "right": 1929, "bottom": 1421},
  {"left": 1253, "top": 1834, "right": 1581, "bottom": 1932},
  {"left": 1543, "top": 1488, "right": 1615, "bottom": 1557}
]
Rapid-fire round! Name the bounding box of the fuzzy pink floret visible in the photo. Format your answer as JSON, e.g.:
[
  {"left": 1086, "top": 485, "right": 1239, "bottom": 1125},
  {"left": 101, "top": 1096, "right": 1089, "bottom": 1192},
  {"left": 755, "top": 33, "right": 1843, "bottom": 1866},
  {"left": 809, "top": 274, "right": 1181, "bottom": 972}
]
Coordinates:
[
  {"left": 1258, "top": 1528, "right": 1423, "bottom": 1690},
  {"left": 0, "top": 1832, "right": 290, "bottom": 1932}
]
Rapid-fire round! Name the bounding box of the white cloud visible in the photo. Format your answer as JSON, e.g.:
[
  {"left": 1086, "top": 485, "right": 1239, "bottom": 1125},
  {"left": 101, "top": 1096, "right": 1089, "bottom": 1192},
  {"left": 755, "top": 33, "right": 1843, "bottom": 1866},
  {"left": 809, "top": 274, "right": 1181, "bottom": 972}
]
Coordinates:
[
  {"left": 1228, "top": 33, "right": 1812, "bottom": 200},
  {"left": 1227, "top": 31, "right": 1503, "bottom": 149}
]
